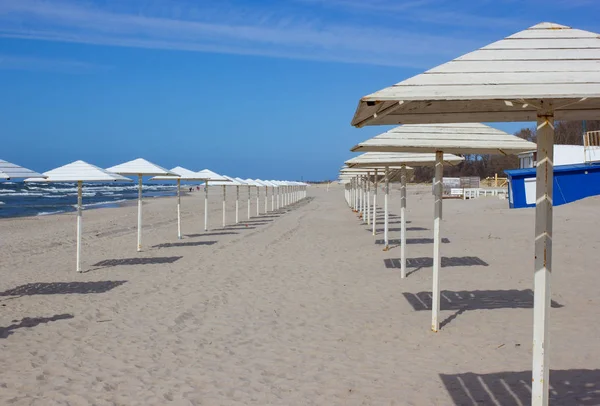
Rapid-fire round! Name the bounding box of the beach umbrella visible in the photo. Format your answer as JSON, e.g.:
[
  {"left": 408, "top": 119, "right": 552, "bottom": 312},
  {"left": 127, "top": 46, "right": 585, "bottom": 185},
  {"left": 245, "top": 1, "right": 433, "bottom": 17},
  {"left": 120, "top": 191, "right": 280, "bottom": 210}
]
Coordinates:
[
  {"left": 262, "top": 180, "right": 279, "bottom": 212},
  {"left": 195, "top": 169, "right": 229, "bottom": 231},
  {"left": 348, "top": 22, "right": 600, "bottom": 403},
  {"left": 0, "top": 159, "right": 44, "bottom": 180},
  {"left": 345, "top": 152, "right": 463, "bottom": 278},
  {"left": 209, "top": 176, "right": 240, "bottom": 228},
  {"left": 235, "top": 177, "right": 252, "bottom": 220},
  {"left": 351, "top": 124, "right": 534, "bottom": 331},
  {"left": 106, "top": 158, "right": 176, "bottom": 252},
  {"left": 150, "top": 166, "right": 206, "bottom": 239},
  {"left": 245, "top": 179, "right": 263, "bottom": 216},
  {"left": 228, "top": 177, "right": 249, "bottom": 224},
  {"left": 254, "top": 180, "right": 272, "bottom": 214},
  {"left": 25, "top": 160, "right": 131, "bottom": 272}
]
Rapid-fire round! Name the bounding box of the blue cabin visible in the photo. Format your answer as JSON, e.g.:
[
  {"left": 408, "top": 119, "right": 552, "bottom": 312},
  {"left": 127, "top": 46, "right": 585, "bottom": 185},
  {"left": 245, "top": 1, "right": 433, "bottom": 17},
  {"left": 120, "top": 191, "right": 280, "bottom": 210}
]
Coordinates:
[{"left": 505, "top": 163, "right": 600, "bottom": 209}]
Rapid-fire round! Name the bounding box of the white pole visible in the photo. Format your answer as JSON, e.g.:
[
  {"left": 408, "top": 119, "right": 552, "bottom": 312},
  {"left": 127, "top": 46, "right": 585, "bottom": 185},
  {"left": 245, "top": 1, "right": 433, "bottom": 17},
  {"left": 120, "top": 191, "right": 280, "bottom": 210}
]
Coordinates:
[
  {"left": 76, "top": 180, "right": 83, "bottom": 273},
  {"left": 222, "top": 185, "right": 226, "bottom": 228},
  {"left": 137, "top": 174, "right": 143, "bottom": 252},
  {"left": 236, "top": 185, "right": 239, "bottom": 224},
  {"left": 264, "top": 187, "right": 268, "bottom": 213},
  {"left": 271, "top": 188, "right": 275, "bottom": 211},
  {"left": 373, "top": 169, "right": 378, "bottom": 235},
  {"left": 277, "top": 188, "right": 280, "bottom": 210},
  {"left": 432, "top": 151, "right": 443, "bottom": 332},
  {"left": 247, "top": 185, "right": 251, "bottom": 219},
  {"left": 204, "top": 180, "right": 209, "bottom": 231},
  {"left": 256, "top": 187, "right": 260, "bottom": 216},
  {"left": 366, "top": 172, "right": 371, "bottom": 226},
  {"left": 532, "top": 109, "right": 554, "bottom": 406},
  {"left": 177, "top": 179, "right": 182, "bottom": 239},
  {"left": 360, "top": 177, "right": 364, "bottom": 220},
  {"left": 384, "top": 167, "right": 389, "bottom": 250},
  {"left": 400, "top": 164, "right": 407, "bottom": 279}
]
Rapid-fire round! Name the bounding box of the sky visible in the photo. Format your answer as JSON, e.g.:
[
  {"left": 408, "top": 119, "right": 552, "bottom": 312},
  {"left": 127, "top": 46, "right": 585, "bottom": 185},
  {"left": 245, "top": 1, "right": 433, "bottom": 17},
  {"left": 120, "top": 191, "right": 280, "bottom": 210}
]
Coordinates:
[{"left": 1, "top": 0, "right": 599, "bottom": 180}]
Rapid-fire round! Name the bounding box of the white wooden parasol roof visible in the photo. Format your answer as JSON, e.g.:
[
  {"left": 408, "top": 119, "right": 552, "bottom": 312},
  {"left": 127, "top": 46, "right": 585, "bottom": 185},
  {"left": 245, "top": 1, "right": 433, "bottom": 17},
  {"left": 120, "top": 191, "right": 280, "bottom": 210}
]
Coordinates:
[
  {"left": 26, "top": 160, "right": 132, "bottom": 183},
  {"left": 0, "top": 159, "right": 44, "bottom": 180},
  {"left": 210, "top": 175, "right": 243, "bottom": 186},
  {"left": 346, "top": 152, "right": 464, "bottom": 168},
  {"left": 196, "top": 169, "right": 229, "bottom": 182},
  {"left": 151, "top": 166, "right": 207, "bottom": 181},
  {"left": 106, "top": 158, "right": 176, "bottom": 176},
  {"left": 351, "top": 123, "right": 535, "bottom": 155},
  {"left": 351, "top": 22, "right": 600, "bottom": 126}
]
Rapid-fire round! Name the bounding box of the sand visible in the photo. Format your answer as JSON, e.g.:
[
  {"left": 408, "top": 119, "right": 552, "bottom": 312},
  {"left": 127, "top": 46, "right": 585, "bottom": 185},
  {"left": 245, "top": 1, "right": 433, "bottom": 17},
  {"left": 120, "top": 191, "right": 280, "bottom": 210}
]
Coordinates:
[{"left": 0, "top": 184, "right": 598, "bottom": 405}]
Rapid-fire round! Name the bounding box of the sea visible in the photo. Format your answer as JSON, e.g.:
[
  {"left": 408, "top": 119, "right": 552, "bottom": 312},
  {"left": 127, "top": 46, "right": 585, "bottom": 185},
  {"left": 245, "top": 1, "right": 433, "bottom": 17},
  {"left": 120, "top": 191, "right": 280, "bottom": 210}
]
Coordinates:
[{"left": 0, "top": 182, "right": 179, "bottom": 218}]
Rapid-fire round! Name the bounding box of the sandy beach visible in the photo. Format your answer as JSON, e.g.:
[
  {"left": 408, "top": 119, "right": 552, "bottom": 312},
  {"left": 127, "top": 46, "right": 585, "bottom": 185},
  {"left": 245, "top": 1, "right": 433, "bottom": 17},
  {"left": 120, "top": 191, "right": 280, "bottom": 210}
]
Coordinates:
[{"left": 0, "top": 184, "right": 598, "bottom": 405}]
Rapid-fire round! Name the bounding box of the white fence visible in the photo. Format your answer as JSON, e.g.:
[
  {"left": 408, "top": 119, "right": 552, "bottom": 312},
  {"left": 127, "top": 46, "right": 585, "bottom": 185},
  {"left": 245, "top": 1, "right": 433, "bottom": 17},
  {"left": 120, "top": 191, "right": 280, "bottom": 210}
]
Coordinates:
[{"left": 450, "top": 188, "right": 507, "bottom": 200}]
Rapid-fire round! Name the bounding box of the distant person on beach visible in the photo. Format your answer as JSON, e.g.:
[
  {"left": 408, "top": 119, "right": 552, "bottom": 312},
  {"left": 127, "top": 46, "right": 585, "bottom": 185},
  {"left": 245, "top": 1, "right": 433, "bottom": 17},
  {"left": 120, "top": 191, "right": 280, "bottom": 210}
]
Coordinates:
[
  {"left": 189, "top": 187, "right": 192, "bottom": 192},
  {"left": 196, "top": 186, "right": 200, "bottom": 191}
]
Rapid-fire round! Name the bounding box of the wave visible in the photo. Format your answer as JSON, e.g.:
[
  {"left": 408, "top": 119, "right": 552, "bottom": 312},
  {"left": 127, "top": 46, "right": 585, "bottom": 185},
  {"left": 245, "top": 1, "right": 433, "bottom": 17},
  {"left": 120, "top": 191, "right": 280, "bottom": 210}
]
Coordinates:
[
  {"left": 84, "top": 199, "right": 127, "bottom": 208},
  {"left": 37, "top": 210, "right": 67, "bottom": 216}
]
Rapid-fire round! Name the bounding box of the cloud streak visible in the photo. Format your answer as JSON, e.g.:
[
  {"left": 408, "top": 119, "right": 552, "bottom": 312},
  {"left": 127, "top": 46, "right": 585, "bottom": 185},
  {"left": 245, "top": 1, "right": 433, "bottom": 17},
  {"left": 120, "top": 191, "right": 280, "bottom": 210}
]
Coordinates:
[{"left": 0, "top": 0, "right": 489, "bottom": 68}]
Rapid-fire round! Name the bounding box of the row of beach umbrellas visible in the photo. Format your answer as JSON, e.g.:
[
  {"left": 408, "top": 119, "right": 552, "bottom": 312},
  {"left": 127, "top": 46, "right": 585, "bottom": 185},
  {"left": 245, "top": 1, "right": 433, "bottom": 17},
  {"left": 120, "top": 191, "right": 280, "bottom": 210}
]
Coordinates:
[
  {"left": 337, "top": 20, "right": 600, "bottom": 406},
  {"left": 1, "top": 158, "right": 307, "bottom": 273}
]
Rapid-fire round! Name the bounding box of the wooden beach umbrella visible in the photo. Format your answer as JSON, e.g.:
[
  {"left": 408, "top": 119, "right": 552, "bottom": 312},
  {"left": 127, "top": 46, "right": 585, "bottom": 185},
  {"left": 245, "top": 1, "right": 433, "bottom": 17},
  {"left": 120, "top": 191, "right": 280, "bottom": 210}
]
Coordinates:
[
  {"left": 262, "top": 180, "right": 279, "bottom": 212},
  {"left": 0, "top": 159, "right": 44, "bottom": 180},
  {"left": 150, "top": 166, "right": 206, "bottom": 240},
  {"left": 195, "top": 169, "right": 229, "bottom": 231},
  {"left": 208, "top": 176, "right": 239, "bottom": 228},
  {"left": 234, "top": 177, "right": 252, "bottom": 220},
  {"left": 351, "top": 124, "right": 534, "bottom": 332},
  {"left": 349, "top": 22, "right": 600, "bottom": 405},
  {"left": 106, "top": 158, "right": 177, "bottom": 252},
  {"left": 346, "top": 152, "right": 463, "bottom": 278},
  {"left": 255, "top": 180, "right": 276, "bottom": 213},
  {"left": 224, "top": 176, "right": 247, "bottom": 224},
  {"left": 25, "top": 160, "right": 131, "bottom": 272},
  {"left": 245, "top": 179, "right": 263, "bottom": 216}
]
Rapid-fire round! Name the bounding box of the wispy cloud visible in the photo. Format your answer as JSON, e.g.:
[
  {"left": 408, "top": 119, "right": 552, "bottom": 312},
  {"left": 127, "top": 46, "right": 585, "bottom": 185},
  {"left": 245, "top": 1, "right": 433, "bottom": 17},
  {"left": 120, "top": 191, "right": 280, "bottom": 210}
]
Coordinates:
[
  {"left": 0, "top": 54, "right": 111, "bottom": 73},
  {"left": 0, "top": 0, "right": 488, "bottom": 67}
]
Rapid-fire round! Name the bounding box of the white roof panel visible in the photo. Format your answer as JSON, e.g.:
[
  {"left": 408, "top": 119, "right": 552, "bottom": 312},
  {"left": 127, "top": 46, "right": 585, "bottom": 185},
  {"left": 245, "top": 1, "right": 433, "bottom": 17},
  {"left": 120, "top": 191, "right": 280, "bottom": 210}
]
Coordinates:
[
  {"left": 351, "top": 22, "right": 600, "bottom": 126},
  {"left": 210, "top": 175, "right": 242, "bottom": 186},
  {"left": 346, "top": 152, "right": 464, "bottom": 168},
  {"left": 196, "top": 169, "right": 229, "bottom": 182},
  {"left": 26, "top": 160, "right": 132, "bottom": 183},
  {"left": 151, "top": 166, "right": 207, "bottom": 181},
  {"left": 0, "top": 159, "right": 44, "bottom": 180},
  {"left": 351, "top": 123, "right": 536, "bottom": 155},
  {"left": 106, "top": 158, "right": 176, "bottom": 176}
]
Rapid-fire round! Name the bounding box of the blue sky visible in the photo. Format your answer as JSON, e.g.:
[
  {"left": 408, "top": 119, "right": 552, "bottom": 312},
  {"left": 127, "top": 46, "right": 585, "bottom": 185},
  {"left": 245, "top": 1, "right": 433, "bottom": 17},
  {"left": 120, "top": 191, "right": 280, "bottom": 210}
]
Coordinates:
[{"left": 1, "top": 0, "right": 599, "bottom": 180}]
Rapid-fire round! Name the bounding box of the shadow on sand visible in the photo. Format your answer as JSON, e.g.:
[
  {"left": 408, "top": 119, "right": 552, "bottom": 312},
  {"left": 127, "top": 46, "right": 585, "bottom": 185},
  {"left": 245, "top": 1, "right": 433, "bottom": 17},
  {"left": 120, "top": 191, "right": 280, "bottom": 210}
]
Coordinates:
[
  {"left": 385, "top": 256, "right": 488, "bottom": 276},
  {"left": 403, "top": 289, "right": 563, "bottom": 328},
  {"left": 0, "top": 314, "right": 74, "bottom": 339},
  {"left": 376, "top": 238, "right": 450, "bottom": 245},
  {"left": 91, "top": 256, "right": 183, "bottom": 268},
  {"left": 0, "top": 281, "right": 127, "bottom": 296},
  {"left": 439, "top": 369, "right": 600, "bottom": 405}
]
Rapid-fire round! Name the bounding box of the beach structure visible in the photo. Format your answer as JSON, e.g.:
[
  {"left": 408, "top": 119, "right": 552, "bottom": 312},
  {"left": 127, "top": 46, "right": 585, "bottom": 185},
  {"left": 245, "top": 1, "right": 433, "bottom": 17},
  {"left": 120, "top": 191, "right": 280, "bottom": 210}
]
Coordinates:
[
  {"left": 245, "top": 179, "right": 263, "bottom": 216},
  {"left": 229, "top": 177, "right": 248, "bottom": 224},
  {"left": 0, "top": 159, "right": 44, "bottom": 180},
  {"left": 253, "top": 180, "right": 270, "bottom": 214},
  {"left": 25, "top": 161, "right": 131, "bottom": 272},
  {"left": 351, "top": 124, "right": 535, "bottom": 330},
  {"left": 350, "top": 22, "right": 600, "bottom": 405},
  {"left": 262, "top": 180, "right": 279, "bottom": 212},
  {"left": 209, "top": 176, "right": 242, "bottom": 228},
  {"left": 196, "top": 169, "right": 229, "bottom": 231},
  {"left": 345, "top": 152, "right": 464, "bottom": 278},
  {"left": 150, "top": 166, "right": 204, "bottom": 239},
  {"left": 235, "top": 177, "right": 252, "bottom": 220},
  {"left": 106, "top": 158, "right": 177, "bottom": 251}
]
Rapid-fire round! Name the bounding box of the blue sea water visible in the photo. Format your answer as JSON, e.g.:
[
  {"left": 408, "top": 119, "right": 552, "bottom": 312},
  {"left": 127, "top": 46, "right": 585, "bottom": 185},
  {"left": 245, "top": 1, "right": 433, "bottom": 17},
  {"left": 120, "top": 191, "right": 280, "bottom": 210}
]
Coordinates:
[{"left": 0, "top": 182, "right": 178, "bottom": 218}]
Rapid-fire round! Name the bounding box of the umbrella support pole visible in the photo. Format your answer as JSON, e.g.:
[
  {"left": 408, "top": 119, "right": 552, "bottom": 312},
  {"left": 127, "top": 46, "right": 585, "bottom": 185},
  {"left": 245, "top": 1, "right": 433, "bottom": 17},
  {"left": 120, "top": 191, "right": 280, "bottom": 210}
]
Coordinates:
[
  {"left": 236, "top": 186, "right": 239, "bottom": 224},
  {"left": 366, "top": 173, "right": 371, "bottom": 226},
  {"left": 222, "top": 185, "right": 226, "bottom": 228},
  {"left": 532, "top": 110, "right": 554, "bottom": 406},
  {"left": 137, "top": 175, "right": 143, "bottom": 252},
  {"left": 204, "top": 181, "right": 209, "bottom": 231},
  {"left": 373, "top": 169, "right": 378, "bottom": 235},
  {"left": 177, "top": 179, "right": 182, "bottom": 239},
  {"left": 256, "top": 189, "right": 260, "bottom": 216},
  {"left": 383, "top": 167, "right": 389, "bottom": 251},
  {"left": 400, "top": 165, "right": 407, "bottom": 278},
  {"left": 248, "top": 186, "right": 251, "bottom": 219},
  {"left": 76, "top": 181, "right": 83, "bottom": 273},
  {"left": 432, "top": 151, "right": 443, "bottom": 332},
  {"left": 264, "top": 187, "right": 268, "bottom": 213}
]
